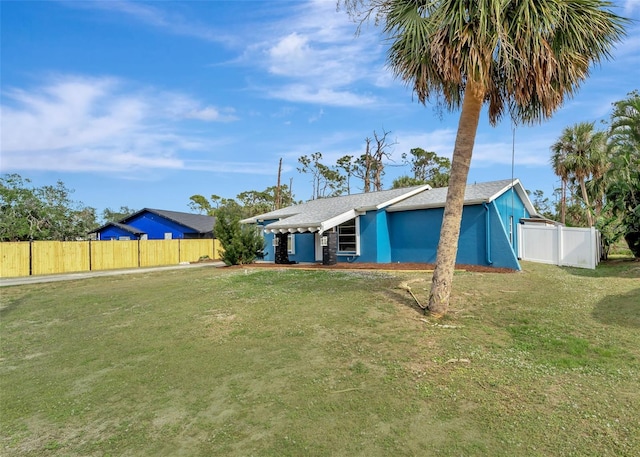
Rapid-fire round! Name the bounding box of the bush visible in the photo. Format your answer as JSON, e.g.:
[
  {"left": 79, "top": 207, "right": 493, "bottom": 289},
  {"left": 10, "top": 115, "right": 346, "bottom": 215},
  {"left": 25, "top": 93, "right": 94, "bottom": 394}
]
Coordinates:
[{"left": 214, "top": 209, "right": 264, "bottom": 266}]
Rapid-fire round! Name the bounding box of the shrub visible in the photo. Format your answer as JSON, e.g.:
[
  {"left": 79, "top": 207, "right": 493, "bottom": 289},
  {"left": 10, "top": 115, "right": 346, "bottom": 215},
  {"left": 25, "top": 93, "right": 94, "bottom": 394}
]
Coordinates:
[{"left": 214, "top": 209, "right": 264, "bottom": 266}]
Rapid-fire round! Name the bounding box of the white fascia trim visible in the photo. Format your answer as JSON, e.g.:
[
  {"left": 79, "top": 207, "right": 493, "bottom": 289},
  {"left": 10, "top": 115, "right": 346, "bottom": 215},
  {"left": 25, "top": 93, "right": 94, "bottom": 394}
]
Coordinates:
[
  {"left": 386, "top": 203, "right": 437, "bottom": 212},
  {"left": 486, "top": 179, "right": 519, "bottom": 204},
  {"left": 486, "top": 179, "right": 538, "bottom": 217},
  {"left": 241, "top": 211, "right": 300, "bottom": 225},
  {"left": 517, "top": 183, "right": 539, "bottom": 217},
  {"left": 320, "top": 209, "right": 358, "bottom": 234},
  {"left": 266, "top": 226, "right": 321, "bottom": 234},
  {"left": 373, "top": 184, "right": 431, "bottom": 210},
  {"left": 386, "top": 198, "right": 487, "bottom": 213}
]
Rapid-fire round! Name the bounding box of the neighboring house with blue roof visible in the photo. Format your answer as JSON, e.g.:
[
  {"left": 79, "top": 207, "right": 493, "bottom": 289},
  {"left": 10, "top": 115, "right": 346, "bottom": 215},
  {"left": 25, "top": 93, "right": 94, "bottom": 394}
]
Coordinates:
[
  {"left": 92, "top": 208, "right": 216, "bottom": 240},
  {"left": 241, "top": 179, "right": 538, "bottom": 270}
]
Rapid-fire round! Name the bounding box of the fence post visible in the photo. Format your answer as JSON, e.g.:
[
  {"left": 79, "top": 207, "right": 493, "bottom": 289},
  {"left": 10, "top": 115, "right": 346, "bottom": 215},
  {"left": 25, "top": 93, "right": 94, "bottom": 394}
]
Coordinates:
[
  {"left": 556, "top": 225, "right": 563, "bottom": 266},
  {"left": 590, "top": 227, "right": 597, "bottom": 269},
  {"left": 517, "top": 223, "right": 523, "bottom": 260}
]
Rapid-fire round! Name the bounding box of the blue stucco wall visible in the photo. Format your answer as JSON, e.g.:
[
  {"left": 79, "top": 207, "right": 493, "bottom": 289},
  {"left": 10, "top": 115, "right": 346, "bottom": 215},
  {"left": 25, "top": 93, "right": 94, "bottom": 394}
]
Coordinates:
[
  {"left": 126, "top": 213, "right": 193, "bottom": 239},
  {"left": 387, "top": 207, "right": 441, "bottom": 264},
  {"left": 97, "top": 211, "right": 201, "bottom": 240},
  {"left": 260, "top": 222, "right": 276, "bottom": 261},
  {"left": 334, "top": 210, "right": 392, "bottom": 263},
  {"left": 388, "top": 204, "right": 521, "bottom": 270},
  {"left": 351, "top": 211, "right": 377, "bottom": 262},
  {"left": 492, "top": 190, "right": 530, "bottom": 258},
  {"left": 255, "top": 190, "right": 529, "bottom": 269},
  {"left": 99, "top": 226, "right": 138, "bottom": 240},
  {"left": 259, "top": 221, "right": 317, "bottom": 263},
  {"left": 291, "top": 232, "right": 316, "bottom": 262},
  {"left": 485, "top": 202, "right": 521, "bottom": 270}
]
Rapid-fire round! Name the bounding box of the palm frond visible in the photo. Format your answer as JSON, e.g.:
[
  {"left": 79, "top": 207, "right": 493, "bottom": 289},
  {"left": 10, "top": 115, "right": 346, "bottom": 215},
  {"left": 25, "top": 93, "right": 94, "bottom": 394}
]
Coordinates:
[{"left": 382, "top": 0, "right": 628, "bottom": 124}]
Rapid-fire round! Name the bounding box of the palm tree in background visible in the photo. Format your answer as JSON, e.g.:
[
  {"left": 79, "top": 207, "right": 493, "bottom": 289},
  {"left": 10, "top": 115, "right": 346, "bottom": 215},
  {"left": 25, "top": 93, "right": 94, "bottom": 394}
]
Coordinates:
[
  {"left": 343, "top": 0, "right": 627, "bottom": 317},
  {"left": 606, "top": 91, "right": 640, "bottom": 258},
  {"left": 551, "top": 147, "right": 570, "bottom": 225},
  {"left": 551, "top": 122, "right": 607, "bottom": 227}
]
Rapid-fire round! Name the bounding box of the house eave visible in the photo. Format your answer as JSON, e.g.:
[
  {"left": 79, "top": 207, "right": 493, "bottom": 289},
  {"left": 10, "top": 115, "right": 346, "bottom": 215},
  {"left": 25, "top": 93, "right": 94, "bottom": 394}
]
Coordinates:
[
  {"left": 386, "top": 197, "right": 490, "bottom": 212},
  {"left": 373, "top": 184, "right": 431, "bottom": 210}
]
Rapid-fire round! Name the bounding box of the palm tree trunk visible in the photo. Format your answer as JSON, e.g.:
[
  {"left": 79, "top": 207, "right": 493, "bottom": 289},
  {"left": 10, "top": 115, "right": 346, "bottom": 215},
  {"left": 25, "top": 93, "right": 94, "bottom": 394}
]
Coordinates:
[
  {"left": 579, "top": 178, "right": 594, "bottom": 227},
  {"left": 428, "top": 81, "right": 485, "bottom": 318}
]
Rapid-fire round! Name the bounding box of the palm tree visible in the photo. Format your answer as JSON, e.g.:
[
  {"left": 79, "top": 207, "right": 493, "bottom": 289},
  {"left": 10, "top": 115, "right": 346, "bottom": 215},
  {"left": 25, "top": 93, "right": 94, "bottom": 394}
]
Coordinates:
[
  {"left": 344, "top": 0, "right": 626, "bottom": 317},
  {"left": 610, "top": 90, "right": 640, "bottom": 146},
  {"left": 551, "top": 147, "right": 570, "bottom": 225},
  {"left": 606, "top": 91, "right": 640, "bottom": 258},
  {"left": 551, "top": 122, "right": 606, "bottom": 227}
]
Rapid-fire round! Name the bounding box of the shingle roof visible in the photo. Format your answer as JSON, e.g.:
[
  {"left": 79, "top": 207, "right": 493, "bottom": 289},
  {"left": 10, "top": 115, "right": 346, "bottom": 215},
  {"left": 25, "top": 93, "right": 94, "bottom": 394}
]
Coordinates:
[
  {"left": 241, "top": 179, "right": 537, "bottom": 234},
  {"left": 90, "top": 208, "right": 216, "bottom": 235},
  {"left": 133, "top": 209, "right": 216, "bottom": 233},
  {"left": 387, "top": 179, "right": 535, "bottom": 213},
  {"left": 242, "top": 185, "right": 430, "bottom": 233},
  {"left": 109, "top": 222, "right": 145, "bottom": 234}
]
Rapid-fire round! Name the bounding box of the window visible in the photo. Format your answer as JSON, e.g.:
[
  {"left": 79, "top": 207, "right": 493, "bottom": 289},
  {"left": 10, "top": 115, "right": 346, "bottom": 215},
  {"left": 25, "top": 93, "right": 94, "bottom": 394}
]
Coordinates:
[
  {"left": 287, "top": 234, "right": 296, "bottom": 254},
  {"left": 164, "top": 232, "right": 173, "bottom": 240},
  {"left": 337, "top": 218, "right": 358, "bottom": 254},
  {"left": 509, "top": 216, "right": 514, "bottom": 245}
]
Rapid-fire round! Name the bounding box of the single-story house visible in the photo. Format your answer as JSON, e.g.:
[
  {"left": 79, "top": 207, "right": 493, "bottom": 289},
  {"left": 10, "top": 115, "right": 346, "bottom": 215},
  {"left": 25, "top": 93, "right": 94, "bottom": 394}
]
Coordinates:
[
  {"left": 241, "top": 179, "right": 539, "bottom": 270},
  {"left": 92, "top": 208, "right": 216, "bottom": 240}
]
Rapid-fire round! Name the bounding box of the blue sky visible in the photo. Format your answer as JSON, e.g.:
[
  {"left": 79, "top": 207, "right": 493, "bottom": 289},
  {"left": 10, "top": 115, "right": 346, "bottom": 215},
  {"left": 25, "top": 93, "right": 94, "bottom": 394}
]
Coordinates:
[{"left": 2, "top": 0, "right": 639, "bottom": 216}]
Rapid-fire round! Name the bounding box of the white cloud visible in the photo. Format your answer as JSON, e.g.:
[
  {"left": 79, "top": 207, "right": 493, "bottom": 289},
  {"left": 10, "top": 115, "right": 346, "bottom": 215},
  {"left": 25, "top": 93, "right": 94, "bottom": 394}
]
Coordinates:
[
  {"left": 248, "top": 0, "right": 387, "bottom": 107},
  {"left": 614, "top": 21, "right": 640, "bottom": 62},
  {"left": 160, "top": 94, "right": 238, "bottom": 122},
  {"left": 471, "top": 127, "right": 557, "bottom": 168},
  {"left": 182, "top": 161, "right": 282, "bottom": 175},
  {"left": 268, "top": 85, "right": 376, "bottom": 107},
  {"left": 5, "top": 148, "right": 183, "bottom": 173},
  {"left": 0, "top": 75, "right": 237, "bottom": 173},
  {"left": 63, "top": 0, "right": 231, "bottom": 44},
  {"left": 393, "top": 126, "right": 553, "bottom": 169},
  {"left": 185, "top": 106, "right": 237, "bottom": 122},
  {"left": 623, "top": 0, "right": 640, "bottom": 15},
  {"left": 394, "top": 130, "right": 457, "bottom": 160},
  {"left": 268, "top": 33, "right": 312, "bottom": 75},
  {"left": 1, "top": 76, "right": 143, "bottom": 152},
  {"left": 309, "top": 108, "right": 324, "bottom": 123}
]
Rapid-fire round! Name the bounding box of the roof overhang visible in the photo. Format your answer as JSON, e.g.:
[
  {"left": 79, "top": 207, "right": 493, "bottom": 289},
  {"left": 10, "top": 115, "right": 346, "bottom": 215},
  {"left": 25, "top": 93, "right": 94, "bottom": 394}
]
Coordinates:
[
  {"left": 386, "top": 179, "right": 540, "bottom": 216},
  {"left": 362, "top": 184, "right": 431, "bottom": 211},
  {"left": 89, "top": 221, "right": 145, "bottom": 235},
  {"left": 502, "top": 179, "right": 539, "bottom": 217},
  {"left": 387, "top": 197, "right": 490, "bottom": 212},
  {"left": 263, "top": 209, "right": 364, "bottom": 235},
  {"left": 241, "top": 213, "right": 292, "bottom": 224}
]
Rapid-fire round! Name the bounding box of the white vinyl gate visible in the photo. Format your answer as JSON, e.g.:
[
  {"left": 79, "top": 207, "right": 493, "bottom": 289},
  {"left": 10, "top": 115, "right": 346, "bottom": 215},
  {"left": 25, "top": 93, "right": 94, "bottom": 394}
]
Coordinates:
[{"left": 518, "top": 224, "right": 601, "bottom": 269}]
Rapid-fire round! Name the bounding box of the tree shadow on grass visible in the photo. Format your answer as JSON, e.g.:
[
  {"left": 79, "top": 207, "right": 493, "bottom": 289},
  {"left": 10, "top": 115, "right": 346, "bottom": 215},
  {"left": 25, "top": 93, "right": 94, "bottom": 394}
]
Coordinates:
[
  {"left": 568, "top": 259, "right": 640, "bottom": 279},
  {"left": 592, "top": 287, "right": 640, "bottom": 328},
  {"left": 384, "top": 288, "right": 427, "bottom": 316}
]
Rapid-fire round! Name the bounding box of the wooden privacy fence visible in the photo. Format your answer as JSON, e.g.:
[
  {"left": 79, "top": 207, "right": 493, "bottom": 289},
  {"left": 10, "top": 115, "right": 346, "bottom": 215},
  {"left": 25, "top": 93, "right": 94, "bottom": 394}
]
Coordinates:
[
  {"left": 518, "top": 225, "right": 601, "bottom": 270},
  {"left": 0, "top": 239, "right": 222, "bottom": 278}
]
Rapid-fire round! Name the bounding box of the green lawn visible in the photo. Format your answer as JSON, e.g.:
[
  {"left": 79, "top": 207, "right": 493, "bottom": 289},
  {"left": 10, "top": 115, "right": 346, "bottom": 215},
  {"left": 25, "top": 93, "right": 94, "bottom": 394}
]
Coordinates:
[{"left": 1, "top": 261, "right": 639, "bottom": 456}]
